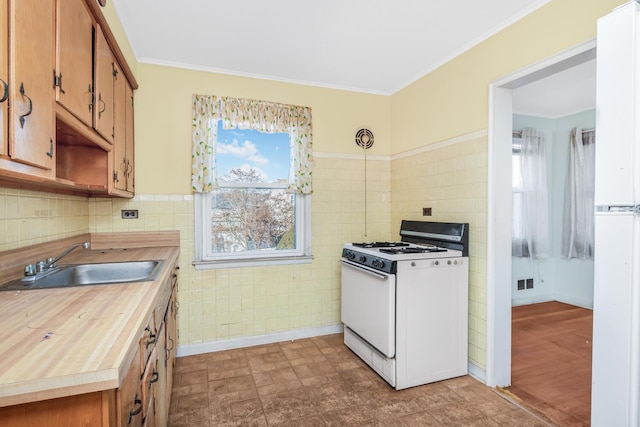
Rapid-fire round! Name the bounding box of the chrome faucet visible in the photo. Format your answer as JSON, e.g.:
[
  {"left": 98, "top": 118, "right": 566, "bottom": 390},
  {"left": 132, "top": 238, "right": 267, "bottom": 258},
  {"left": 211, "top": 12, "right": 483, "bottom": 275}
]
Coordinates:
[{"left": 24, "top": 242, "right": 91, "bottom": 279}]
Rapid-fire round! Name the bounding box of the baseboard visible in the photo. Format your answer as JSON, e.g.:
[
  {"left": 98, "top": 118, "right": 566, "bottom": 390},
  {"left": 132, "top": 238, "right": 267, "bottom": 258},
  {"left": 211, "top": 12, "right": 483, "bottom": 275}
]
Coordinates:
[
  {"left": 554, "top": 296, "right": 593, "bottom": 310},
  {"left": 468, "top": 361, "right": 487, "bottom": 384},
  {"left": 176, "top": 324, "right": 344, "bottom": 357},
  {"left": 511, "top": 296, "right": 554, "bottom": 306}
]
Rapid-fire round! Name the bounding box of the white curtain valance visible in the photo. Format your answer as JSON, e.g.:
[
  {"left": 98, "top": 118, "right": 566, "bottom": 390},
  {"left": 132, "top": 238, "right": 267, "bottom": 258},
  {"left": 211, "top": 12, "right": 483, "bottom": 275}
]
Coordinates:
[{"left": 192, "top": 95, "right": 313, "bottom": 194}]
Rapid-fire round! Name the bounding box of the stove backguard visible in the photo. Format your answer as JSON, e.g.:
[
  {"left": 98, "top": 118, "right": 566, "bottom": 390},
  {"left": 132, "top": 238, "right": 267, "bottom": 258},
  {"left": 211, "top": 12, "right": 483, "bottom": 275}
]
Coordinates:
[{"left": 399, "top": 221, "right": 469, "bottom": 257}]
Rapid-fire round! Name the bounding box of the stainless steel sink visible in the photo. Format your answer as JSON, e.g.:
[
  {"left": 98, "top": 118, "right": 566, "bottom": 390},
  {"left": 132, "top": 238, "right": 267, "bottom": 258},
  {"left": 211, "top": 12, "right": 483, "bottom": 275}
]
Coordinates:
[{"left": 0, "top": 260, "right": 164, "bottom": 291}]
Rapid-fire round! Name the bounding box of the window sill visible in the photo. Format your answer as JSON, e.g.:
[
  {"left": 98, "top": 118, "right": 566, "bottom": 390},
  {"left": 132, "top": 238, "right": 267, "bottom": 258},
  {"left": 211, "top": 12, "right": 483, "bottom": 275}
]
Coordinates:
[{"left": 193, "top": 255, "right": 313, "bottom": 270}]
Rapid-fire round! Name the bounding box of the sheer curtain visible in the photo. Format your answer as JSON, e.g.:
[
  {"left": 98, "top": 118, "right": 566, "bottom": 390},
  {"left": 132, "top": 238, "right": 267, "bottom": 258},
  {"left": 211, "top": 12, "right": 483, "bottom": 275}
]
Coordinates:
[
  {"left": 562, "top": 128, "right": 595, "bottom": 259},
  {"left": 512, "top": 127, "right": 549, "bottom": 259}
]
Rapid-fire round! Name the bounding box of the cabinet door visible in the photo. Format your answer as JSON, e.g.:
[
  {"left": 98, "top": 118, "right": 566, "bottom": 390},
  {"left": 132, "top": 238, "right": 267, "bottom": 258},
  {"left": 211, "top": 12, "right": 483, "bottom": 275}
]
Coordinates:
[
  {"left": 165, "top": 282, "right": 177, "bottom": 411},
  {"left": 0, "top": 0, "right": 7, "bottom": 157},
  {"left": 125, "top": 81, "right": 135, "bottom": 192},
  {"left": 112, "top": 61, "right": 127, "bottom": 190},
  {"left": 94, "top": 25, "right": 114, "bottom": 143},
  {"left": 155, "top": 306, "right": 169, "bottom": 427},
  {"left": 117, "top": 346, "right": 143, "bottom": 427},
  {"left": 56, "top": 0, "right": 93, "bottom": 127},
  {"left": 141, "top": 346, "right": 158, "bottom": 423},
  {"left": 9, "top": 0, "right": 55, "bottom": 171}
]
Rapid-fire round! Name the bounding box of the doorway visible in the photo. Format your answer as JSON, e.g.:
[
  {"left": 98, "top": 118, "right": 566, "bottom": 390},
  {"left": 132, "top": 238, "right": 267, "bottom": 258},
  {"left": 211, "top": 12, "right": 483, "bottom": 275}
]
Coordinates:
[{"left": 486, "top": 40, "right": 596, "bottom": 387}]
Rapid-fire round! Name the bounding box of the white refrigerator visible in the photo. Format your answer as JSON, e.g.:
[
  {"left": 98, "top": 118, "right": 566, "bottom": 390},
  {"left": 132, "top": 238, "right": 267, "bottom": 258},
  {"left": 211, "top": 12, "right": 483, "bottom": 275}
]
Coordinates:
[{"left": 592, "top": 1, "right": 640, "bottom": 425}]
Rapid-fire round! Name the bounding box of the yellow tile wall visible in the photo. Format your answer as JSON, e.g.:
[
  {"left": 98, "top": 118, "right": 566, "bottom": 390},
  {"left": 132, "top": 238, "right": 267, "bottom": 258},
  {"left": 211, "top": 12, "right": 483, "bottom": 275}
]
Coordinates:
[
  {"left": 88, "top": 155, "right": 390, "bottom": 345},
  {"left": 391, "top": 131, "right": 488, "bottom": 369},
  {"left": 0, "top": 188, "right": 89, "bottom": 251}
]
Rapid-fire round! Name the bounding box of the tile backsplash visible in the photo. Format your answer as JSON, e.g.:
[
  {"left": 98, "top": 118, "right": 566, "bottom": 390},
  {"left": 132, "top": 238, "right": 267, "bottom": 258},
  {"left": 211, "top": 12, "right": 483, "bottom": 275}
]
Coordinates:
[{"left": 0, "top": 188, "right": 89, "bottom": 251}]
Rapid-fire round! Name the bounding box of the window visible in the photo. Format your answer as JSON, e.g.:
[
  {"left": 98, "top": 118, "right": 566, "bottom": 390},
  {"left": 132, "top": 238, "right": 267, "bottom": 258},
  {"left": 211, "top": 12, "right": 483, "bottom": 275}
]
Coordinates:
[
  {"left": 194, "top": 113, "right": 312, "bottom": 268},
  {"left": 511, "top": 127, "right": 548, "bottom": 259}
]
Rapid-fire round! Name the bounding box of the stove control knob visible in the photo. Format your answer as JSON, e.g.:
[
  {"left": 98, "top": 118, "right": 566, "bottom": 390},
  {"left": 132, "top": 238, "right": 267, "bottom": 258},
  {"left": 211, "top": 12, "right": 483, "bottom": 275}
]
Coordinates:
[
  {"left": 447, "top": 260, "right": 452, "bottom": 265},
  {"left": 433, "top": 260, "right": 439, "bottom": 266},
  {"left": 359, "top": 255, "right": 367, "bottom": 263},
  {"left": 372, "top": 259, "right": 385, "bottom": 269},
  {"left": 348, "top": 251, "right": 356, "bottom": 260}
]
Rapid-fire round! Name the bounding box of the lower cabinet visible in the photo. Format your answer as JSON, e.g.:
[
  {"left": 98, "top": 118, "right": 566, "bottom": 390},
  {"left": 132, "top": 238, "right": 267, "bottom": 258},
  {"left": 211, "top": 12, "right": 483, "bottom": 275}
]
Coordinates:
[
  {"left": 0, "top": 263, "right": 178, "bottom": 427},
  {"left": 119, "top": 266, "right": 177, "bottom": 427}
]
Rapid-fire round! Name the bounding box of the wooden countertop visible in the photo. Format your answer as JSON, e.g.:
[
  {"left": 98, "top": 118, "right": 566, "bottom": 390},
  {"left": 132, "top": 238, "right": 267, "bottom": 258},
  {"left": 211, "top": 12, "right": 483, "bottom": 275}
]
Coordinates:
[{"left": 0, "top": 233, "right": 180, "bottom": 407}]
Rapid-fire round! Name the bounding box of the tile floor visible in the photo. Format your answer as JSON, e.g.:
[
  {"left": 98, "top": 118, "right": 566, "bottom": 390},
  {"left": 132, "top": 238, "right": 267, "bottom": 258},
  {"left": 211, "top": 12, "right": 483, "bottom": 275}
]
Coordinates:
[{"left": 169, "top": 333, "right": 550, "bottom": 426}]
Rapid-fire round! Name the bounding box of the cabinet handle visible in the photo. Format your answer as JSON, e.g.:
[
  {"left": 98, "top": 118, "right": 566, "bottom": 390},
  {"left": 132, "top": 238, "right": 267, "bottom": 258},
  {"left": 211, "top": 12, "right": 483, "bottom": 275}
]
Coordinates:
[
  {"left": 145, "top": 326, "right": 157, "bottom": 347},
  {"left": 98, "top": 94, "right": 106, "bottom": 118},
  {"left": 18, "top": 83, "right": 33, "bottom": 128},
  {"left": 46, "top": 138, "right": 54, "bottom": 158},
  {"left": 128, "top": 395, "right": 142, "bottom": 424},
  {"left": 149, "top": 369, "right": 159, "bottom": 384},
  {"left": 0, "top": 78, "right": 7, "bottom": 103},
  {"left": 88, "top": 84, "right": 93, "bottom": 111}
]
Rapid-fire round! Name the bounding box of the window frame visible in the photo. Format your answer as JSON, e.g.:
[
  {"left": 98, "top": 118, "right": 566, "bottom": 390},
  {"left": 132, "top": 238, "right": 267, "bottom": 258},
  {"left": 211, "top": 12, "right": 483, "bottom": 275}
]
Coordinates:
[{"left": 194, "top": 185, "right": 312, "bottom": 270}]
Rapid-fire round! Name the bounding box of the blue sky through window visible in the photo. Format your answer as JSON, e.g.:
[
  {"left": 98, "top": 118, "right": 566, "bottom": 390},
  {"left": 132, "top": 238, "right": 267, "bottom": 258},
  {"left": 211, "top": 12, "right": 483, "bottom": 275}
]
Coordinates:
[{"left": 216, "top": 122, "right": 290, "bottom": 183}]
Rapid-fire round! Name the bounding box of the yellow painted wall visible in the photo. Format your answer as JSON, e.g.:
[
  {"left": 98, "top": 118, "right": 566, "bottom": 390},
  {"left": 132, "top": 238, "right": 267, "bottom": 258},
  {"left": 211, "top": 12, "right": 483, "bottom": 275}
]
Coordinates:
[
  {"left": 391, "top": 0, "right": 625, "bottom": 153},
  {"left": 133, "top": 63, "right": 391, "bottom": 194}
]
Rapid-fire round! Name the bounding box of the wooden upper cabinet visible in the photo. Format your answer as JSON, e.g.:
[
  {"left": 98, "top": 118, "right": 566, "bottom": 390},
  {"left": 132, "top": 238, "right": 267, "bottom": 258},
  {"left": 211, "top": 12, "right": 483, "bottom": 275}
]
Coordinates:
[
  {"left": 112, "top": 61, "right": 127, "bottom": 191},
  {"left": 125, "top": 81, "right": 134, "bottom": 193},
  {"left": 94, "top": 25, "right": 114, "bottom": 143},
  {"left": 0, "top": 0, "right": 8, "bottom": 157},
  {"left": 9, "top": 0, "right": 56, "bottom": 171},
  {"left": 56, "top": 0, "right": 94, "bottom": 127}
]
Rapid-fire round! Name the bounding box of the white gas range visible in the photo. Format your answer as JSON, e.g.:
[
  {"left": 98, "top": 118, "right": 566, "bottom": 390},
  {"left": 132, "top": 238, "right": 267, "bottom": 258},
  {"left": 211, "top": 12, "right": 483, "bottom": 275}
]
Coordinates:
[{"left": 341, "top": 220, "right": 469, "bottom": 390}]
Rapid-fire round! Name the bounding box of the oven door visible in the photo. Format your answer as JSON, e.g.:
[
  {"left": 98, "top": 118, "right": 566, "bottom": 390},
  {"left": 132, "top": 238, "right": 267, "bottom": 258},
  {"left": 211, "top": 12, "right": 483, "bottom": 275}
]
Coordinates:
[{"left": 341, "top": 260, "right": 395, "bottom": 358}]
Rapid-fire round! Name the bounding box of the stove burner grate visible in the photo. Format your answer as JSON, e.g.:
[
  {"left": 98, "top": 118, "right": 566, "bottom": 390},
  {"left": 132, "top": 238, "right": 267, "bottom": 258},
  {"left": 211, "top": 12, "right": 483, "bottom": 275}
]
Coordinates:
[
  {"left": 379, "top": 246, "right": 448, "bottom": 254},
  {"left": 352, "top": 242, "right": 410, "bottom": 248}
]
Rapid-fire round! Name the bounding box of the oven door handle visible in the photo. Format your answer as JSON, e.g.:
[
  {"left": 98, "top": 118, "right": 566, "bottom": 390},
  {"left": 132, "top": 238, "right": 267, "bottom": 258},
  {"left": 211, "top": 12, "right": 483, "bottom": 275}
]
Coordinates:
[{"left": 340, "top": 260, "right": 390, "bottom": 280}]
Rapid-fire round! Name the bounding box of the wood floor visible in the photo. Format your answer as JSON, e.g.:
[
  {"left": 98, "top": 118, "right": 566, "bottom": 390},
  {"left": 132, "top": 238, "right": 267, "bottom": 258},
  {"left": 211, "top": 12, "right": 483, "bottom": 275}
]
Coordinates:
[{"left": 506, "top": 301, "right": 593, "bottom": 427}]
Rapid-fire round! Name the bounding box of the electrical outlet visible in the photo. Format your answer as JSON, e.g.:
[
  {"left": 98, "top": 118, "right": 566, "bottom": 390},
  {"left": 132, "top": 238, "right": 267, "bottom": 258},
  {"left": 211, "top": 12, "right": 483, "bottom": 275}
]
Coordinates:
[
  {"left": 526, "top": 278, "right": 534, "bottom": 289},
  {"left": 517, "top": 279, "right": 525, "bottom": 290},
  {"left": 422, "top": 207, "right": 432, "bottom": 216},
  {"left": 121, "top": 209, "right": 139, "bottom": 219}
]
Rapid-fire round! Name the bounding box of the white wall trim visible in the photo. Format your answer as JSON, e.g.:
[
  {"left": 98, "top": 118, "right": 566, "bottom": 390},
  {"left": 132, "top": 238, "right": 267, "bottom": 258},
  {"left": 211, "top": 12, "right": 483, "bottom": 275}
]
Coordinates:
[
  {"left": 486, "top": 39, "right": 597, "bottom": 388},
  {"left": 468, "top": 362, "right": 487, "bottom": 384},
  {"left": 176, "top": 324, "right": 344, "bottom": 357},
  {"left": 313, "top": 151, "right": 390, "bottom": 161}
]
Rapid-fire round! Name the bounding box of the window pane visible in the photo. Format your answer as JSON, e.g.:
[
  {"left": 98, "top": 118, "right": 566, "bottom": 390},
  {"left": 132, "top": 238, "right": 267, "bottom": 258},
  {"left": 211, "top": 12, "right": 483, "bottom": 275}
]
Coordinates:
[
  {"left": 217, "top": 123, "right": 290, "bottom": 184},
  {"left": 211, "top": 188, "right": 296, "bottom": 253},
  {"left": 512, "top": 152, "right": 522, "bottom": 189}
]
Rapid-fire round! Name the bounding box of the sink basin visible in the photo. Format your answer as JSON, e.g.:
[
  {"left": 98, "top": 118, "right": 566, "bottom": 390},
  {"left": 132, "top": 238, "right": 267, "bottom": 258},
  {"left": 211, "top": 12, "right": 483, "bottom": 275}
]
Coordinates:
[{"left": 0, "top": 260, "right": 165, "bottom": 291}]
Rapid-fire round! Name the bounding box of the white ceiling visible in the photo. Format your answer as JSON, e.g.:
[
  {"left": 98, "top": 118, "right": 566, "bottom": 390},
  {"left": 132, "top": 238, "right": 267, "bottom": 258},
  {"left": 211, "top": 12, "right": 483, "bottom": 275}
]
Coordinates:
[
  {"left": 111, "top": 0, "right": 551, "bottom": 95},
  {"left": 512, "top": 59, "right": 596, "bottom": 118}
]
